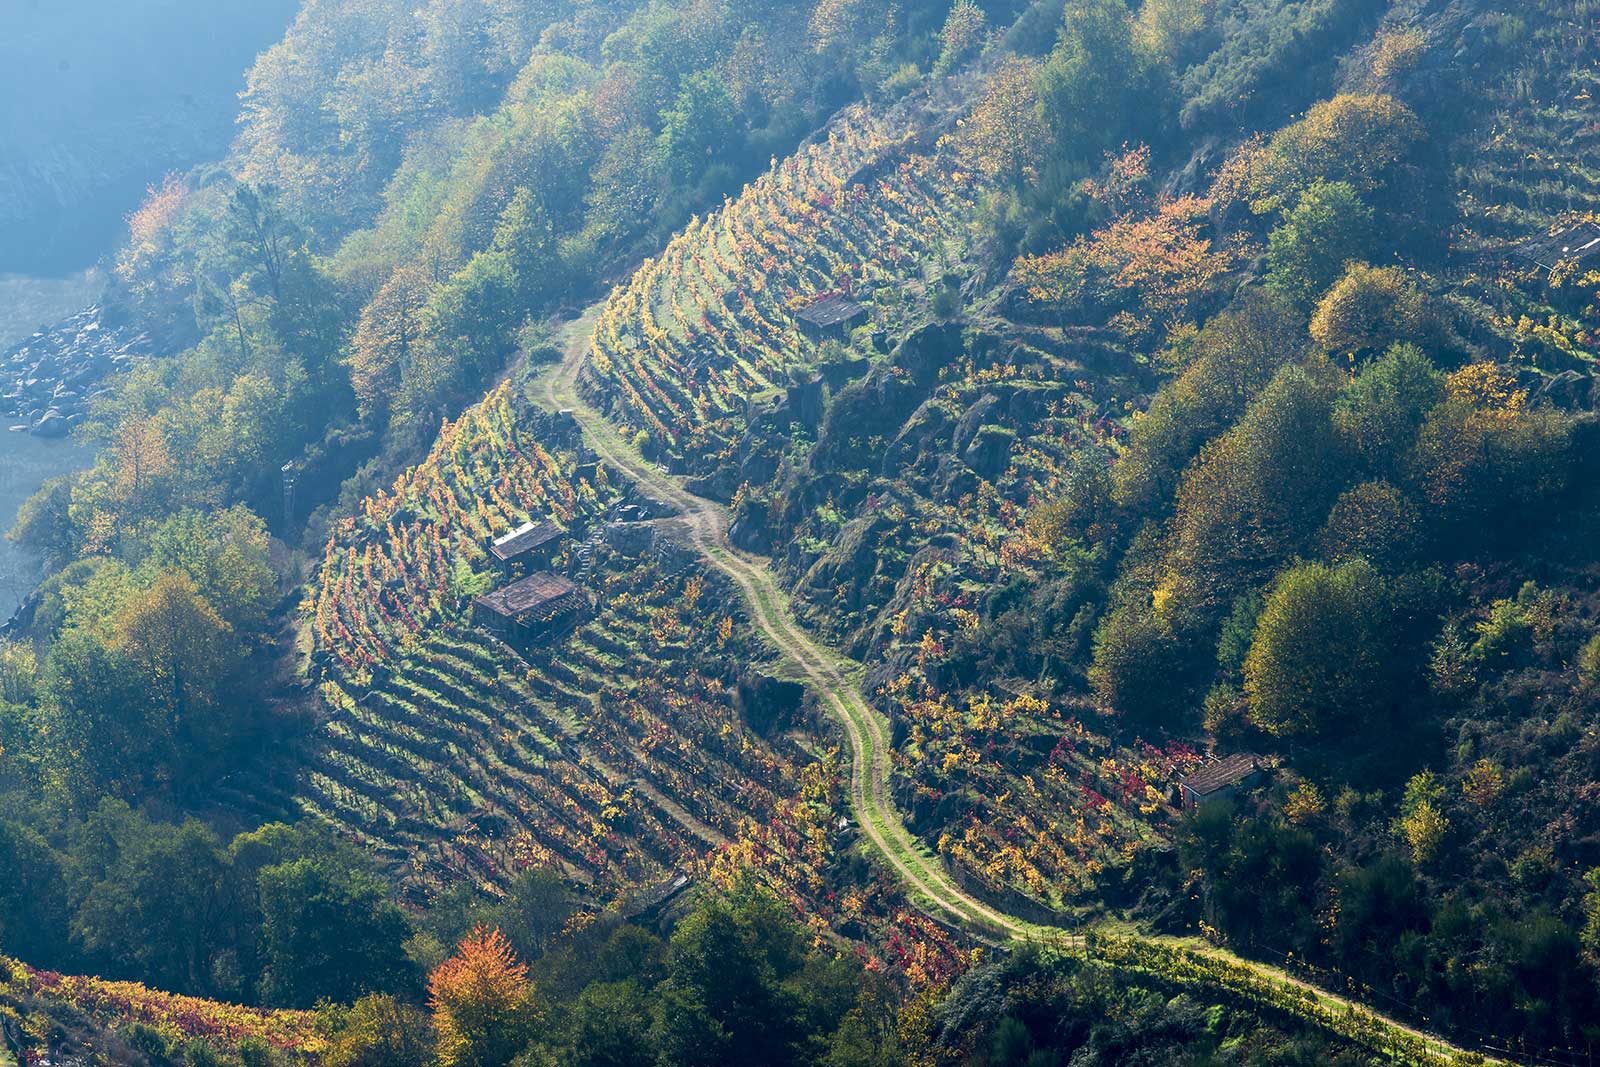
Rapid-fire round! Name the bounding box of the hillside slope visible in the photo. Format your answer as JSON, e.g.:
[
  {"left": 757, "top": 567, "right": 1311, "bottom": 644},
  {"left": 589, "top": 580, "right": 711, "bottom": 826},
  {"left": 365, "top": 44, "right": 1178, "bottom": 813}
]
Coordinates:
[
  {"left": 0, "top": 0, "right": 299, "bottom": 274},
  {"left": 569, "top": 0, "right": 1600, "bottom": 1056}
]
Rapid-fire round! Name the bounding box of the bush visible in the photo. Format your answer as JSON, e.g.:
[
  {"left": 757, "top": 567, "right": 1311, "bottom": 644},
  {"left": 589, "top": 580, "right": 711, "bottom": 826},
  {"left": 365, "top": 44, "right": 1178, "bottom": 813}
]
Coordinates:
[
  {"left": 323, "top": 995, "right": 433, "bottom": 1067},
  {"left": 1310, "top": 263, "right": 1436, "bottom": 359},
  {"left": 1331, "top": 343, "right": 1443, "bottom": 475},
  {"left": 1089, "top": 604, "right": 1189, "bottom": 724},
  {"left": 1578, "top": 632, "right": 1600, "bottom": 689},
  {"left": 1317, "top": 480, "right": 1422, "bottom": 571},
  {"left": 1469, "top": 583, "right": 1555, "bottom": 669}
]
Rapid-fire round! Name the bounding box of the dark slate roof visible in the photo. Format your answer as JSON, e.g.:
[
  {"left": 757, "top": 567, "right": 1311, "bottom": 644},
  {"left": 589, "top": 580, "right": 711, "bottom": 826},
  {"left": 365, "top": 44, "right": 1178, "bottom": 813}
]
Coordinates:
[
  {"left": 475, "top": 571, "right": 580, "bottom": 621},
  {"left": 1512, "top": 222, "right": 1600, "bottom": 270},
  {"left": 488, "top": 519, "right": 563, "bottom": 562},
  {"left": 797, "top": 294, "right": 868, "bottom": 328},
  {"left": 1181, "top": 753, "right": 1261, "bottom": 796}
]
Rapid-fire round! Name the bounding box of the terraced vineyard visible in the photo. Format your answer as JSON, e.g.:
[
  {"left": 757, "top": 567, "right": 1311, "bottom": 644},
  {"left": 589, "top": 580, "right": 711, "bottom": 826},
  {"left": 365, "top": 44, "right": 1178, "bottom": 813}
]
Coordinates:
[
  {"left": 305, "top": 559, "right": 802, "bottom": 899},
  {"left": 310, "top": 382, "right": 613, "bottom": 682},
  {"left": 551, "top": 311, "right": 1519, "bottom": 1066},
  {"left": 1455, "top": 1, "right": 1600, "bottom": 245},
  {"left": 293, "top": 374, "right": 973, "bottom": 980},
  {"left": 293, "top": 379, "right": 810, "bottom": 899},
  {"left": 782, "top": 349, "right": 1129, "bottom": 641},
  {"left": 894, "top": 684, "right": 1200, "bottom": 910},
  {"left": 2, "top": 957, "right": 322, "bottom": 1060},
  {"left": 582, "top": 94, "right": 984, "bottom": 474},
  {"left": 1450, "top": 0, "right": 1600, "bottom": 362}
]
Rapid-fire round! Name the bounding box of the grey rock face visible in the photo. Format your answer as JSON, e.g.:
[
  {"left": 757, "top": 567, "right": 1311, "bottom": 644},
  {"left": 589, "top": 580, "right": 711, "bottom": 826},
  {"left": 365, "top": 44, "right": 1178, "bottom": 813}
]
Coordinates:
[{"left": 1, "top": 304, "right": 152, "bottom": 436}]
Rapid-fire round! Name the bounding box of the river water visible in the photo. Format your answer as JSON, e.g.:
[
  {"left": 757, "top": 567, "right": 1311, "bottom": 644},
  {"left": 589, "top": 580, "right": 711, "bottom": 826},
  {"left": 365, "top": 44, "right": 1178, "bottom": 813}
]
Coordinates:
[{"left": 0, "top": 270, "right": 102, "bottom": 620}]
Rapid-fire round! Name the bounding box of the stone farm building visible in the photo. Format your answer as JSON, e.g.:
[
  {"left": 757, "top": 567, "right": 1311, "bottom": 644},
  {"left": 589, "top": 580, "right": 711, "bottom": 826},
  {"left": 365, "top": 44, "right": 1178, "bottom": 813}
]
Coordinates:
[
  {"left": 1178, "top": 753, "right": 1264, "bottom": 808},
  {"left": 795, "top": 293, "right": 868, "bottom": 342},
  {"left": 1511, "top": 221, "right": 1600, "bottom": 272},
  {"left": 487, "top": 519, "right": 564, "bottom": 578},
  {"left": 472, "top": 571, "right": 585, "bottom": 647}
]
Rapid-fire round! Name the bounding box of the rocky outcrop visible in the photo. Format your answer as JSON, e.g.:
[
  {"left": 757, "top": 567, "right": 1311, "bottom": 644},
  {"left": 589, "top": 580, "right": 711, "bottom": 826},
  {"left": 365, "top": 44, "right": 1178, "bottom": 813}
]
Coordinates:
[
  {"left": 734, "top": 671, "right": 806, "bottom": 736},
  {"left": 1, "top": 304, "right": 152, "bottom": 436}
]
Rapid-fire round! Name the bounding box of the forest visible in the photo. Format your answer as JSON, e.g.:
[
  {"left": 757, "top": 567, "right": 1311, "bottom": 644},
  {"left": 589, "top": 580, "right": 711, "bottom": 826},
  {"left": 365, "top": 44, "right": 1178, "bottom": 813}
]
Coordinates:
[{"left": 4, "top": 0, "right": 1600, "bottom": 1064}]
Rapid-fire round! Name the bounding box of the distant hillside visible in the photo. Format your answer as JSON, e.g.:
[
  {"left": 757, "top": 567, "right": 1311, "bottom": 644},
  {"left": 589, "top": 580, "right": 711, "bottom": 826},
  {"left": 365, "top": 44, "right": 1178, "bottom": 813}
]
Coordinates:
[{"left": 0, "top": 0, "right": 298, "bottom": 275}]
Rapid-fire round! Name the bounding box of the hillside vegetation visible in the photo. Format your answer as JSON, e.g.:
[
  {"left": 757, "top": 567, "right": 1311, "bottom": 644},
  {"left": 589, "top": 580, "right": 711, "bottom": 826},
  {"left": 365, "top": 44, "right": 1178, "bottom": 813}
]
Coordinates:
[
  {"left": 6, "top": 0, "right": 1600, "bottom": 1064},
  {"left": 0, "top": 0, "right": 299, "bottom": 275}
]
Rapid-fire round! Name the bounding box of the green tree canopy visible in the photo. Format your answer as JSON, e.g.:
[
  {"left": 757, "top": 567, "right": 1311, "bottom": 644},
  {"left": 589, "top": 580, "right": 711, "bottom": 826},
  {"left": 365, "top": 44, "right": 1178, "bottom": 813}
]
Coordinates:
[
  {"left": 1264, "top": 180, "right": 1376, "bottom": 307},
  {"left": 257, "top": 856, "right": 417, "bottom": 1008},
  {"left": 1036, "top": 0, "right": 1166, "bottom": 160},
  {"left": 1243, "top": 559, "right": 1396, "bottom": 736}
]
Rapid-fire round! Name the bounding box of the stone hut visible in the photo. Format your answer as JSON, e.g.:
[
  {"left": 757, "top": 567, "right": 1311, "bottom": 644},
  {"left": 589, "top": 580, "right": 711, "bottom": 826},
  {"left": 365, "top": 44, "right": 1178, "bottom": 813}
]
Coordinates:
[
  {"left": 796, "top": 293, "right": 869, "bottom": 342},
  {"left": 472, "top": 571, "right": 585, "bottom": 647},
  {"left": 1512, "top": 221, "right": 1600, "bottom": 272},
  {"left": 1178, "top": 753, "right": 1265, "bottom": 808},
  {"left": 487, "top": 519, "right": 565, "bottom": 579}
]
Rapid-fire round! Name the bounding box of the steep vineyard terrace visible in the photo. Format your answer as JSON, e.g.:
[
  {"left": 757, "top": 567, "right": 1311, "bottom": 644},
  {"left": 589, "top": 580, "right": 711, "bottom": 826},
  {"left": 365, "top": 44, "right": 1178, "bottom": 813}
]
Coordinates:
[
  {"left": 285, "top": 375, "right": 966, "bottom": 978},
  {"left": 573, "top": 74, "right": 1197, "bottom": 921},
  {"left": 580, "top": 87, "right": 985, "bottom": 486},
  {"left": 293, "top": 382, "right": 788, "bottom": 897}
]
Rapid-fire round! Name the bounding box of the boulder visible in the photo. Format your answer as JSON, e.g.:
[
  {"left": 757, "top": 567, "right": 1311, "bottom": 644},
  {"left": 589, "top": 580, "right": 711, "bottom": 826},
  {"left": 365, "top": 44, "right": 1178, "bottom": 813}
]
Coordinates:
[
  {"left": 963, "top": 424, "right": 1016, "bottom": 477},
  {"left": 891, "top": 321, "right": 964, "bottom": 386},
  {"left": 30, "top": 410, "right": 67, "bottom": 437},
  {"left": 952, "top": 393, "right": 999, "bottom": 455}
]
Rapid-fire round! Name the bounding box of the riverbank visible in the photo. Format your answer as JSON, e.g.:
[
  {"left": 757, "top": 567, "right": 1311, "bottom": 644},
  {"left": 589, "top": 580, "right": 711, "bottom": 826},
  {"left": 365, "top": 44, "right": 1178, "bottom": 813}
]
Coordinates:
[
  {"left": 0, "top": 271, "right": 101, "bottom": 348},
  {"left": 0, "top": 272, "right": 103, "bottom": 620}
]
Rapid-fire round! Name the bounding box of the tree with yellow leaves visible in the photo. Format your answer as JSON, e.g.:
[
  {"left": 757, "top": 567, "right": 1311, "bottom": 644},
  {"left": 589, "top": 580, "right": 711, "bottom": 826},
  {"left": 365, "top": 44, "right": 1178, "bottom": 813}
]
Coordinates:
[
  {"left": 429, "top": 925, "right": 540, "bottom": 1067},
  {"left": 114, "top": 173, "right": 191, "bottom": 305},
  {"left": 1395, "top": 771, "right": 1449, "bottom": 866},
  {"left": 948, "top": 58, "right": 1046, "bottom": 187},
  {"left": 349, "top": 266, "right": 435, "bottom": 420},
  {"left": 1309, "top": 262, "right": 1435, "bottom": 358},
  {"left": 111, "top": 571, "right": 240, "bottom": 755},
  {"left": 110, "top": 417, "right": 173, "bottom": 511},
  {"left": 1234, "top": 93, "right": 1423, "bottom": 215}
]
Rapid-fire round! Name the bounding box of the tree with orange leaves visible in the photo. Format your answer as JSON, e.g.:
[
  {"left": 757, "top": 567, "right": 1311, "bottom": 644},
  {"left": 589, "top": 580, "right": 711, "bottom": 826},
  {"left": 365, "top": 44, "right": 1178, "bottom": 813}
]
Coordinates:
[
  {"left": 429, "top": 925, "right": 540, "bottom": 1067},
  {"left": 1013, "top": 194, "right": 1235, "bottom": 341},
  {"left": 115, "top": 173, "right": 190, "bottom": 303}
]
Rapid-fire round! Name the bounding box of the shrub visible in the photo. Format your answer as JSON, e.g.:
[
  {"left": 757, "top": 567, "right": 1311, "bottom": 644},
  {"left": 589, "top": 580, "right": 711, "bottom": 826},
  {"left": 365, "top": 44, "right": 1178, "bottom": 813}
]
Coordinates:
[
  {"left": 1469, "top": 583, "right": 1555, "bottom": 668},
  {"left": 1317, "top": 481, "right": 1421, "bottom": 571},
  {"left": 323, "top": 995, "right": 433, "bottom": 1067},
  {"left": 933, "top": 0, "right": 986, "bottom": 75},
  {"left": 1394, "top": 771, "right": 1448, "bottom": 866},
  {"left": 1331, "top": 343, "right": 1443, "bottom": 475},
  {"left": 1578, "top": 633, "right": 1600, "bottom": 689},
  {"left": 1310, "top": 263, "right": 1435, "bottom": 359}
]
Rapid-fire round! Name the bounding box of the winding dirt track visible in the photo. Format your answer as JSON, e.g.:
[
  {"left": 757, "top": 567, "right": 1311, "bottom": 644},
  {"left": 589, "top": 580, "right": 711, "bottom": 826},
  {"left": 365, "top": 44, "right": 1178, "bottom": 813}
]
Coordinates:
[{"left": 535, "top": 314, "right": 1512, "bottom": 1066}]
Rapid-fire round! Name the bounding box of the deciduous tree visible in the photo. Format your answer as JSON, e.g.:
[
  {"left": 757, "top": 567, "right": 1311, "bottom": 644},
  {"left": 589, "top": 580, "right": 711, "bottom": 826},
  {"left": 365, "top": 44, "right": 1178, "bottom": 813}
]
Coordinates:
[
  {"left": 1243, "top": 559, "right": 1394, "bottom": 736},
  {"left": 429, "top": 926, "right": 539, "bottom": 1067}
]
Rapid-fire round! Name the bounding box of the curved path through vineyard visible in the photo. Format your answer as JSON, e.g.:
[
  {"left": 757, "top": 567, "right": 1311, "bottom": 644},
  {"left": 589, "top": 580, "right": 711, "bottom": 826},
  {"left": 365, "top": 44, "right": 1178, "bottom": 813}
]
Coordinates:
[{"left": 537, "top": 311, "right": 1513, "bottom": 1067}]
